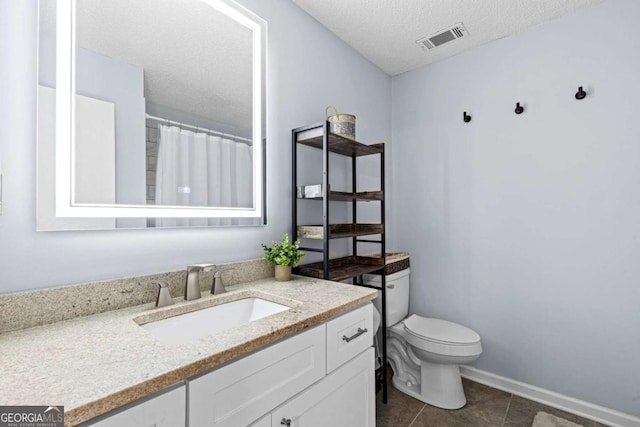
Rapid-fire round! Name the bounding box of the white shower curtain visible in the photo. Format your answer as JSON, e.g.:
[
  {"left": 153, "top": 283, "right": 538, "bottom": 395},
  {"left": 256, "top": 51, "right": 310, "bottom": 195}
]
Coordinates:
[{"left": 155, "top": 124, "right": 253, "bottom": 227}]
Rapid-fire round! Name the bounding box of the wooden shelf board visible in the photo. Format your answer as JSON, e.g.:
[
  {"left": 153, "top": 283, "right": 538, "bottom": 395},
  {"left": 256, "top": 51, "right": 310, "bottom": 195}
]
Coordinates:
[
  {"left": 297, "top": 224, "right": 384, "bottom": 240},
  {"left": 296, "top": 127, "right": 384, "bottom": 157},
  {"left": 298, "top": 190, "right": 383, "bottom": 202},
  {"left": 334, "top": 191, "right": 383, "bottom": 201},
  {"left": 295, "top": 256, "right": 385, "bottom": 282}
]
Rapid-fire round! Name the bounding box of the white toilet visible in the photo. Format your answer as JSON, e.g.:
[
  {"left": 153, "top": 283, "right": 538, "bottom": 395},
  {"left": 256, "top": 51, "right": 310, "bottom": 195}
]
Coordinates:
[{"left": 364, "top": 268, "right": 482, "bottom": 409}]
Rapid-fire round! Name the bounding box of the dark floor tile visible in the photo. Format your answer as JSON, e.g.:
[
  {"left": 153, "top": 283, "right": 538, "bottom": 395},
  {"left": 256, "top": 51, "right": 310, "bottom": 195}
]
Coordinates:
[
  {"left": 410, "top": 379, "right": 511, "bottom": 427},
  {"left": 503, "top": 395, "right": 596, "bottom": 427},
  {"left": 376, "top": 374, "right": 425, "bottom": 427},
  {"left": 463, "top": 379, "right": 512, "bottom": 407}
]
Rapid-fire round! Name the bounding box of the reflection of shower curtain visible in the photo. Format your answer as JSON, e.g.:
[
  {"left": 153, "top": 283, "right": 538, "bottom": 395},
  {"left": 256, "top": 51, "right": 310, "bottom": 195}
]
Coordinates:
[{"left": 155, "top": 124, "right": 253, "bottom": 227}]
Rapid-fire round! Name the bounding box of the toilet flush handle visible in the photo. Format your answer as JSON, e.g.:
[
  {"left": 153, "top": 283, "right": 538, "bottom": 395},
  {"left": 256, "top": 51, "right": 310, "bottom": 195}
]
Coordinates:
[{"left": 387, "top": 283, "right": 395, "bottom": 289}]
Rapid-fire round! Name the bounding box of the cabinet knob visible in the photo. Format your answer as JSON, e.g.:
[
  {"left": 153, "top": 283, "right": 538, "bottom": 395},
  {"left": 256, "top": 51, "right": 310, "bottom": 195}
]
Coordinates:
[{"left": 280, "top": 418, "right": 292, "bottom": 426}]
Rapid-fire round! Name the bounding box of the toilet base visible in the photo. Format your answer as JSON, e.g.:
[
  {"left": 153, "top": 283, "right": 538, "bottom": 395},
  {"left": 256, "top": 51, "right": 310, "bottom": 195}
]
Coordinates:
[{"left": 392, "top": 360, "right": 467, "bottom": 410}]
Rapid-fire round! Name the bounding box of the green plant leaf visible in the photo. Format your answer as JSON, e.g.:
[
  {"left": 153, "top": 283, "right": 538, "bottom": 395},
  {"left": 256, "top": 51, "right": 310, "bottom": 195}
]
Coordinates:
[{"left": 261, "top": 233, "right": 305, "bottom": 267}]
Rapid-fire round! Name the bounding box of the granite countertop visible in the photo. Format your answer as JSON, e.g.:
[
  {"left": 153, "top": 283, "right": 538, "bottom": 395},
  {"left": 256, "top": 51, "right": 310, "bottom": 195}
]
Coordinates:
[{"left": 0, "top": 276, "right": 377, "bottom": 426}]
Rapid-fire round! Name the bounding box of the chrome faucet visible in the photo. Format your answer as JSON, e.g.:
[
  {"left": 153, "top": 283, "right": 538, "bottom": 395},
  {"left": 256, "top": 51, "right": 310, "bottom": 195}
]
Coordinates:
[
  {"left": 211, "top": 267, "right": 235, "bottom": 295},
  {"left": 185, "top": 264, "right": 215, "bottom": 301},
  {"left": 149, "top": 281, "right": 174, "bottom": 308}
]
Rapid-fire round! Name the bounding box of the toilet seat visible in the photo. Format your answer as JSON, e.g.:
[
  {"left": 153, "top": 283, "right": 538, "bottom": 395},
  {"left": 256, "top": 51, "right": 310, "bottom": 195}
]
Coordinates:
[
  {"left": 402, "top": 315, "right": 482, "bottom": 357},
  {"left": 404, "top": 315, "right": 480, "bottom": 345}
]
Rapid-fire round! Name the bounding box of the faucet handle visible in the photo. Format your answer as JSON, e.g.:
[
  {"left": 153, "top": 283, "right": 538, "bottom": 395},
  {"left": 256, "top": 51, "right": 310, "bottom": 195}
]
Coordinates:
[
  {"left": 148, "top": 281, "right": 174, "bottom": 308},
  {"left": 211, "top": 267, "right": 236, "bottom": 295}
]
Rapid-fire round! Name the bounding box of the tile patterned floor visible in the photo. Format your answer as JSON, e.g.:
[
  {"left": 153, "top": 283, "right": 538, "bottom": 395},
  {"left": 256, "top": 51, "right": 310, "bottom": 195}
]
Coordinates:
[{"left": 376, "top": 375, "right": 608, "bottom": 427}]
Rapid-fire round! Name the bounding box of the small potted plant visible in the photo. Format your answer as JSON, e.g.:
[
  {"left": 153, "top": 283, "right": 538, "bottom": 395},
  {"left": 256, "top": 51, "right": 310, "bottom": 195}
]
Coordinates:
[{"left": 261, "top": 233, "right": 305, "bottom": 281}]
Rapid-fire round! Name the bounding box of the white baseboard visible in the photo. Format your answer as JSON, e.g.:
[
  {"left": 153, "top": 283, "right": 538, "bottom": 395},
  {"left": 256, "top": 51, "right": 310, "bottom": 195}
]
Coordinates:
[{"left": 460, "top": 366, "right": 640, "bottom": 427}]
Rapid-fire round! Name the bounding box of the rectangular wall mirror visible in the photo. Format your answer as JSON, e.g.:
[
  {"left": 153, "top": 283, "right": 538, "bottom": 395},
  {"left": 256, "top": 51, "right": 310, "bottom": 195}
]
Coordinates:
[{"left": 37, "top": 0, "right": 266, "bottom": 230}]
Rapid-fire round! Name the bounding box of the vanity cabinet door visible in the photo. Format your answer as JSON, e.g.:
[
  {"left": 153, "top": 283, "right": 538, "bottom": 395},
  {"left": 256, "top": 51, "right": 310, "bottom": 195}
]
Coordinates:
[
  {"left": 83, "top": 384, "right": 185, "bottom": 427},
  {"left": 188, "top": 325, "right": 325, "bottom": 427},
  {"left": 250, "top": 414, "right": 271, "bottom": 427},
  {"left": 271, "top": 348, "right": 375, "bottom": 427}
]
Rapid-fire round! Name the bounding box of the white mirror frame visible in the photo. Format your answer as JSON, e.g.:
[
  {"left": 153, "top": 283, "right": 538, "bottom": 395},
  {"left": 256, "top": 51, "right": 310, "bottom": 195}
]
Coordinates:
[{"left": 55, "top": 0, "right": 265, "bottom": 218}]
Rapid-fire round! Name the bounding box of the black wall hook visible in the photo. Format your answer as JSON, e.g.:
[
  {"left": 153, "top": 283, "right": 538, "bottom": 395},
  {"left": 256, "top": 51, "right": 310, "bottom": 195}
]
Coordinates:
[
  {"left": 514, "top": 102, "right": 524, "bottom": 115},
  {"left": 463, "top": 112, "right": 472, "bottom": 123},
  {"left": 575, "top": 86, "right": 587, "bottom": 100}
]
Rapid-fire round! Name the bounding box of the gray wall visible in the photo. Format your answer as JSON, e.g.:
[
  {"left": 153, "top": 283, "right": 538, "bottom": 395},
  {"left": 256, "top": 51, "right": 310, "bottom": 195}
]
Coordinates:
[
  {"left": 391, "top": 0, "right": 640, "bottom": 416},
  {"left": 0, "top": 0, "right": 391, "bottom": 292}
]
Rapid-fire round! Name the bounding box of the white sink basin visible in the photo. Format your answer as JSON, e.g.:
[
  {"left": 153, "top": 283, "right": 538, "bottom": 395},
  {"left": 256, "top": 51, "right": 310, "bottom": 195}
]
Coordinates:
[{"left": 142, "top": 297, "right": 290, "bottom": 345}]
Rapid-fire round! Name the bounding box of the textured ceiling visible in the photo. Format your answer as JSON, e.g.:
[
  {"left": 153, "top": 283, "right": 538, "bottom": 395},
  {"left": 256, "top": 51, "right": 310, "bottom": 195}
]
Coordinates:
[
  {"left": 292, "top": 0, "right": 603, "bottom": 76},
  {"left": 75, "top": 0, "right": 253, "bottom": 129}
]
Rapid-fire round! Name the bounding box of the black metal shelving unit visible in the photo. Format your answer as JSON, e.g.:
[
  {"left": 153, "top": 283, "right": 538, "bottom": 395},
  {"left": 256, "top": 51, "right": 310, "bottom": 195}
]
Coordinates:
[{"left": 291, "top": 121, "right": 389, "bottom": 404}]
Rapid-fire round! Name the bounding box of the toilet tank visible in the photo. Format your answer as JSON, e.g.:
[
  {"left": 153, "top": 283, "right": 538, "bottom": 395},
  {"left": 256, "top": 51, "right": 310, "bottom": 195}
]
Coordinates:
[{"left": 363, "top": 268, "right": 410, "bottom": 326}]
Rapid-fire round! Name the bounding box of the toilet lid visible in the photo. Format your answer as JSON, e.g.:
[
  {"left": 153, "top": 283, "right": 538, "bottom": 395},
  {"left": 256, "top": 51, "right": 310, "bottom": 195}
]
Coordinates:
[{"left": 404, "top": 315, "right": 480, "bottom": 345}]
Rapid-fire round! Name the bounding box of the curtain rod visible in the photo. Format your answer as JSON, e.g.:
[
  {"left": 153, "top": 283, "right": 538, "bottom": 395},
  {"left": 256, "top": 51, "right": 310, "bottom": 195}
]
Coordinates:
[{"left": 145, "top": 114, "right": 253, "bottom": 144}]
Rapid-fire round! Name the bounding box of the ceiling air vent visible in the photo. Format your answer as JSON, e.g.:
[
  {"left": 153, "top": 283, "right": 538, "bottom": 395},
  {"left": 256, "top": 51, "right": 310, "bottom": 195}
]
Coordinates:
[{"left": 416, "top": 22, "right": 468, "bottom": 51}]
